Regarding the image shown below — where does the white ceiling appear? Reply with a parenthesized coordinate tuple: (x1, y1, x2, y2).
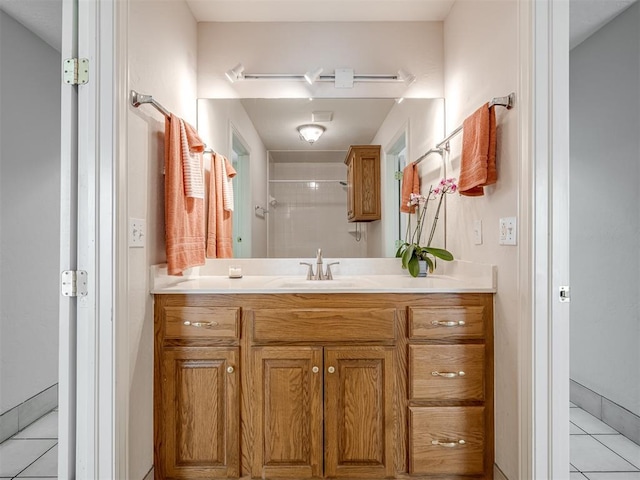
(187, 0, 455, 22)
(1, 0, 637, 54)
(238, 98, 396, 159)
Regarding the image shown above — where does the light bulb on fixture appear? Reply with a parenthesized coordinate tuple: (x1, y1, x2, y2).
(225, 63, 245, 83)
(304, 67, 323, 85)
(297, 124, 326, 144)
(397, 69, 416, 85)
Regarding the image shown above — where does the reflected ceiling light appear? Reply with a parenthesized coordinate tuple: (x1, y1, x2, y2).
(304, 67, 323, 85)
(397, 69, 416, 85)
(297, 124, 326, 144)
(395, 97, 405, 104)
(225, 63, 245, 83)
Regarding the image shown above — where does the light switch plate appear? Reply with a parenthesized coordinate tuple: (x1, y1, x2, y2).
(499, 217, 517, 245)
(473, 220, 483, 245)
(129, 218, 146, 248)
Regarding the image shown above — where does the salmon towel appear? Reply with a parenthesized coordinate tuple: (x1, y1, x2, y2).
(400, 162, 420, 213)
(221, 156, 237, 212)
(179, 119, 205, 199)
(206, 152, 234, 258)
(165, 114, 206, 275)
(458, 103, 497, 196)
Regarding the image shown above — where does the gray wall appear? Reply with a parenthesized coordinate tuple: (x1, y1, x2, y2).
(570, 2, 640, 417)
(0, 10, 61, 414)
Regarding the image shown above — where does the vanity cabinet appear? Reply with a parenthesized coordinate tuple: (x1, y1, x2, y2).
(344, 145, 381, 222)
(249, 306, 396, 479)
(407, 302, 494, 478)
(153, 292, 493, 480)
(154, 298, 241, 479)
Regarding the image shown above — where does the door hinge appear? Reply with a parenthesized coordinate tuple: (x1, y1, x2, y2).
(61, 270, 88, 297)
(394, 171, 403, 181)
(559, 286, 571, 303)
(63, 58, 89, 85)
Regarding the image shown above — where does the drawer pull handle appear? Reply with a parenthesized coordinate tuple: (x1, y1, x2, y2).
(431, 371, 465, 378)
(183, 321, 218, 329)
(312, 366, 319, 374)
(226, 366, 235, 374)
(432, 439, 466, 448)
(431, 320, 466, 327)
(327, 366, 336, 374)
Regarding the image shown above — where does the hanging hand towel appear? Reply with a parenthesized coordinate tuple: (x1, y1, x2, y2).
(179, 119, 205, 199)
(221, 155, 237, 212)
(458, 103, 497, 196)
(206, 152, 234, 258)
(400, 162, 420, 213)
(165, 114, 206, 275)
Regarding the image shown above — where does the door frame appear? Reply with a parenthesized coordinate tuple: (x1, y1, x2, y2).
(60, 0, 126, 477)
(518, 0, 571, 478)
(81, 1, 571, 478)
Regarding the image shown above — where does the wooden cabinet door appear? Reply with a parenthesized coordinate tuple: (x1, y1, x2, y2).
(160, 347, 239, 479)
(252, 347, 324, 479)
(324, 346, 394, 478)
(344, 146, 381, 222)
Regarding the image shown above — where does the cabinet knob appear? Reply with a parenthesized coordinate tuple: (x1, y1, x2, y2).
(312, 366, 319, 374)
(327, 366, 336, 374)
(226, 366, 235, 374)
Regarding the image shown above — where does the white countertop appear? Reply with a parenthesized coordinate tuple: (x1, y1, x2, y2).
(150, 259, 496, 294)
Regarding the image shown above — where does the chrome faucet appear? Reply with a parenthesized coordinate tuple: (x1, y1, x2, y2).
(299, 249, 340, 280)
(314, 248, 325, 280)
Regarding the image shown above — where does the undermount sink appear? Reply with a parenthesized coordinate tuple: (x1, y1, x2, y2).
(265, 277, 378, 289)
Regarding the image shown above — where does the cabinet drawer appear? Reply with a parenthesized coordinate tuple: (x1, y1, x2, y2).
(409, 305, 485, 340)
(409, 406, 485, 476)
(409, 345, 484, 401)
(252, 308, 395, 343)
(164, 306, 239, 339)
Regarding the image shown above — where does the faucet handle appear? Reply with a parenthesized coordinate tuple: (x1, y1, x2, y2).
(325, 262, 340, 280)
(300, 262, 314, 280)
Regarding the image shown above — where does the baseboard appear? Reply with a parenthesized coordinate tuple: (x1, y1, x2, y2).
(570, 379, 640, 444)
(494, 463, 509, 480)
(0, 383, 58, 443)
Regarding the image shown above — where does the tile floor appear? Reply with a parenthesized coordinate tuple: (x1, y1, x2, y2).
(2, 405, 639, 479)
(571, 402, 640, 479)
(0, 410, 57, 479)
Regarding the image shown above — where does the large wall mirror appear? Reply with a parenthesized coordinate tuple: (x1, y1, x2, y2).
(198, 97, 445, 258)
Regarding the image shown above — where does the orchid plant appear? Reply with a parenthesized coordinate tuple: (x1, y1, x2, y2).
(395, 178, 457, 277)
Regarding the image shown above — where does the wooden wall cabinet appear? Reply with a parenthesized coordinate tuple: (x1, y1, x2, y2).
(154, 293, 493, 480)
(344, 145, 381, 222)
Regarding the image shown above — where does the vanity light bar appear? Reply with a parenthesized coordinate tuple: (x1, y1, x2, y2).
(235, 73, 409, 83)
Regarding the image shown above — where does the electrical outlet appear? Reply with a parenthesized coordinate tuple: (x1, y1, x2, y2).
(473, 220, 483, 245)
(129, 218, 146, 248)
(499, 217, 517, 245)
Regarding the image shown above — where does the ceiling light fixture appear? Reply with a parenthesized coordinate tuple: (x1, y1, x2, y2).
(297, 124, 326, 144)
(304, 67, 323, 85)
(225, 63, 245, 83)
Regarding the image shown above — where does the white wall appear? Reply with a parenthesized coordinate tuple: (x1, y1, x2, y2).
(0, 10, 60, 414)
(570, 2, 640, 416)
(197, 22, 444, 99)
(127, 0, 198, 477)
(443, 1, 519, 478)
(370, 99, 445, 257)
(197, 99, 268, 257)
